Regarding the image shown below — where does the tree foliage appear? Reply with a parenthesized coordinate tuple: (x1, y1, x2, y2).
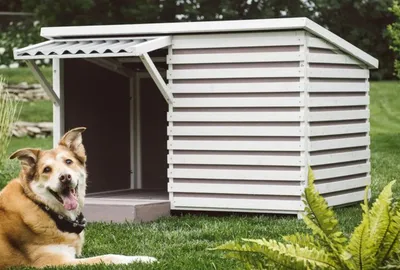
(212, 168, 400, 270)
(388, 0, 400, 79)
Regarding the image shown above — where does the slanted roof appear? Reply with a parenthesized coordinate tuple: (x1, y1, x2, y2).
(38, 17, 378, 69)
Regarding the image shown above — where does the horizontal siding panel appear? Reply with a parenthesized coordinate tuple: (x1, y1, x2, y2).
(308, 68, 369, 79)
(168, 52, 302, 64)
(309, 96, 369, 107)
(168, 183, 302, 196)
(173, 32, 304, 49)
(168, 112, 303, 122)
(168, 68, 304, 79)
(308, 53, 362, 65)
(168, 126, 304, 136)
(307, 36, 336, 50)
(309, 123, 369, 136)
(316, 176, 371, 194)
(168, 154, 304, 166)
(310, 136, 370, 151)
(168, 140, 304, 151)
(173, 97, 303, 107)
(309, 110, 369, 122)
(172, 196, 303, 211)
(307, 82, 368, 92)
(313, 163, 370, 180)
(309, 149, 370, 165)
(168, 168, 302, 181)
(325, 190, 365, 206)
(171, 82, 303, 93)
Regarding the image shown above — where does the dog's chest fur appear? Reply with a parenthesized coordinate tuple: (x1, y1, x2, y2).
(0, 179, 84, 268)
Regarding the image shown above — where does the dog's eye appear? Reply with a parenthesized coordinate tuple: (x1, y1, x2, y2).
(43, 167, 52, 173)
(66, 159, 73, 165)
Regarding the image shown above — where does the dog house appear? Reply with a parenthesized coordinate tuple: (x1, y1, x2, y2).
(14, 17, 378, 222)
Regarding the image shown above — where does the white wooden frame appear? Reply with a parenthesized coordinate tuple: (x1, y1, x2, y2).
(52, 59, 64, 145)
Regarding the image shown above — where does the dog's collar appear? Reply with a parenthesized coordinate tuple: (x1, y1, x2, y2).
(37, 202, 86, 234)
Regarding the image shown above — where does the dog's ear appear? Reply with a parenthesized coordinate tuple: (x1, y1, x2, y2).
(9, 148, 41, 178)
(58, 127, 87, 164)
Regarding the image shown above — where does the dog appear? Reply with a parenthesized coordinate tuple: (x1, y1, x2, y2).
(0, 127, 157, 268)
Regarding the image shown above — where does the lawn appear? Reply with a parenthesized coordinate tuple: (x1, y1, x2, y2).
(1, 80, 400, 269)
(1, 67, 52, 85)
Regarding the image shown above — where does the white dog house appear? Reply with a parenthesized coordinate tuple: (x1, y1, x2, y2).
(14, 17, 378, 222)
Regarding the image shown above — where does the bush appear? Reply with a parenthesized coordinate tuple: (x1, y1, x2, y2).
(212, 168, 400, 270)
(388, 0, 400, 79)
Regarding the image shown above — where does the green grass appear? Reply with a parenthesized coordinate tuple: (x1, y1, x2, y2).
(19, 100, 52, 122)
(1, 81, 400, 269)
(0, 67, 52, 85)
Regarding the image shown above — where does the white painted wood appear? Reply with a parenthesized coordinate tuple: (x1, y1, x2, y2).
(169, 168, 302, 181)
(173, 97, 303, 108)
(309, 123, 369, 136)
(171, 82, 303, 93)
(307, 82, 368, 92)
(168, 68, 304, 79)
(131, 36, 171, 55)
(26, 60, 61, 105)
(168, 140, 304, 151)
(308, 68, 369, 79)
(307, 36, 336, 50)
(140, 53, 173, 104)
(172, 196, 303, 211)
(168, 183, 302, 196)
(309, 110, 369, 122)
(168, 112, 303, 122)
(172, 31, 304, 49)
(315, 176, 371, 194)
(168, 126, 304, 137)
(168, 154, 304, 166)
(325, 190, 365, 206)
(52, 59, 64, 146)
(167, 52, 302, 64)
(309, 149, 370, 165)
(309, 136, 370, 151)
(308, 53, 361, 65)
(309, 96, 369, 107)
(313, 163, 370, 180)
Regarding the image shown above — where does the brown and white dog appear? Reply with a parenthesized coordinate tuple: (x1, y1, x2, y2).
(0, 127, 157, 268)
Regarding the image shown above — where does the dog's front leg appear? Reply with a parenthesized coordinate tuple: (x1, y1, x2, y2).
(33, 254, 157, 268)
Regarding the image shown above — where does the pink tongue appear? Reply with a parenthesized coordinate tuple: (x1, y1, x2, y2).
(62, 192, 78, 211)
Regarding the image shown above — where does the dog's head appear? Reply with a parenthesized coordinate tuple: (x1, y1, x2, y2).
(10, 127, 87, 220)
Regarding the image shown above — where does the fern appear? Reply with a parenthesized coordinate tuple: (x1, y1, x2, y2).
(212, 168, 400, 270)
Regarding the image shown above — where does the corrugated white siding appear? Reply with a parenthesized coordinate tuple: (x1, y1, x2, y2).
(167, 31, 306, 213)
(306, 33, 370, 206)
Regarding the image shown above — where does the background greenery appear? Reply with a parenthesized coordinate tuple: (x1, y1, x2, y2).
(0, 0, 398, 80)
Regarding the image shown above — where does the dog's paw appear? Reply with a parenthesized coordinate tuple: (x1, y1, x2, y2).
(104, 254, 157, 264)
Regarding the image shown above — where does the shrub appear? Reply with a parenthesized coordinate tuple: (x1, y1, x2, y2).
(212, 168, 400, 269)
(388, 0, 400, 79)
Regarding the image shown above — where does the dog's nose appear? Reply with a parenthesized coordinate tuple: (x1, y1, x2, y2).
(59, 174, 72, 184)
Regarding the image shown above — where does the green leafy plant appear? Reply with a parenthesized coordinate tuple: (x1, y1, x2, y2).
(388, 0, 400, 79)
(212, 168, 400, 269)
(0, 76, 21, 167)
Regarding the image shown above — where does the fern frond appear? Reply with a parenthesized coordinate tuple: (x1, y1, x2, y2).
(244, 238, 340, 269)
(283, 233, 323, 249)
(302, 167, 347, 257)
(379, 211, 400, 263)
(369, 181, 396, 261)
(345, 218, 376, 270)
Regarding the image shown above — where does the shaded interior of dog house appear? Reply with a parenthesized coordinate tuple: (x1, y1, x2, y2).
(63, 51, 170, 212)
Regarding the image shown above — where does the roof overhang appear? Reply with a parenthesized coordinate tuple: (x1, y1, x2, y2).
(14, 36, 171, 60)
(38, 17, 378, 69)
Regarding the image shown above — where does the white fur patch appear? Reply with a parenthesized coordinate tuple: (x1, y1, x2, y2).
(42, 244, 76, 260)
(104, 255, 157, 264)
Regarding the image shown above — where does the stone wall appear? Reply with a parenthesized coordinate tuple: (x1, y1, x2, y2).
(12, 122, 53, 138)
(5, 82, 50, 102)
